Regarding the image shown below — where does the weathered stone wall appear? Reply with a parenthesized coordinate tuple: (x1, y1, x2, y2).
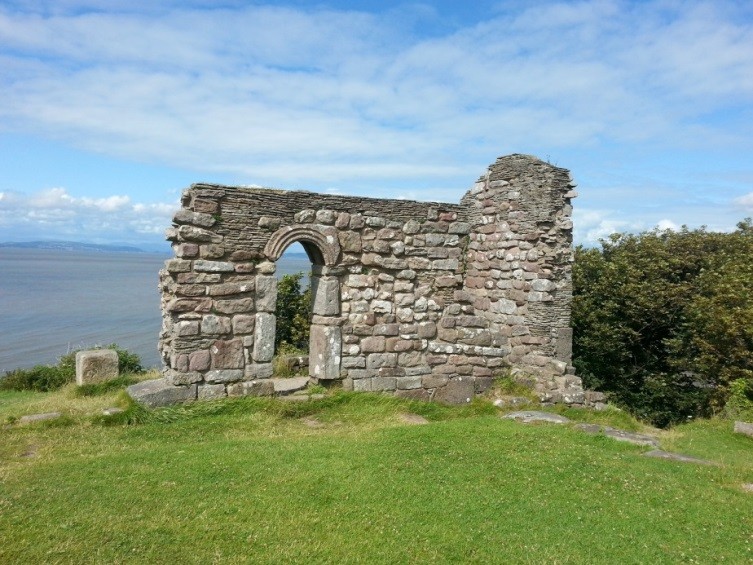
(158, 154, 583, 404)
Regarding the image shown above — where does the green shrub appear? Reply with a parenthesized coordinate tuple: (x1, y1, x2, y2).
(617, 372, 715, 428)
(272, 343, 308, 378)
(0, 364, 72, 392)
(723, 378, 753, 421)
(573, 219, 753, 427)
(275, 273, 311, 351)
(108, 344, 144, 375)
(0, 344, 144, 392)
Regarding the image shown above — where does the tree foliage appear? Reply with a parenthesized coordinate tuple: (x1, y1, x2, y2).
(275, 273, 311, 351)
(572, 220, 753, 427)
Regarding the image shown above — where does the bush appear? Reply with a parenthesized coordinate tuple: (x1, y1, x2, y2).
(275, 273, 311, 351)
(573, 219, 753, 427)
(724, 379, 753, 421)
(272, 343, 308, 378)
(0, 364, 72, 392)
(0, 344, 144, 392)
(108, 344, 144, 374)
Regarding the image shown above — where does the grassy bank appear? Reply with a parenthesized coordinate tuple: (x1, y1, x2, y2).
(1, 389, 752, 563)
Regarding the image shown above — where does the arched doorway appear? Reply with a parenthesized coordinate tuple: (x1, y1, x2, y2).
(264, 226, 342, 381)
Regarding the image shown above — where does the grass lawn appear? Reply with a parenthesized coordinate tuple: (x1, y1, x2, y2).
(1, 387, 752, 563)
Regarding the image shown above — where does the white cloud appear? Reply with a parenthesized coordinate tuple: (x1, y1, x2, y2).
(0, 187, 175, 243)
(29, 187, 74, 208)
(573, 208, 635, 246)
(735, 192, 753, 210)
(80, 195, 131, 212)
(0, 1, 752, 246)
(0, 1, 751, 188)
(656, 219, 680, 231)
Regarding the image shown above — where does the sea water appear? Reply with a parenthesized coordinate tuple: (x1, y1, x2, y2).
(0, 248, 312, 373)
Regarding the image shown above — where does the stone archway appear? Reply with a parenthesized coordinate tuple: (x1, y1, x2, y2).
(265, 225, 342, 381)
(264, 224, 340, 266)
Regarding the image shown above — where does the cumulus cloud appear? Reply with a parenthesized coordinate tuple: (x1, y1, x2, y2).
(0, 187, 175, 245)
(1, 1, 752, 246)
(656, 219, 680, 231)
(573, 208, 635, 246)
(735, 192, 753, 210)
(0, 0, 751, 187)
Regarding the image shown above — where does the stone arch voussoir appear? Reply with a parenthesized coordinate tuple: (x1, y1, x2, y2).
(263, 224, 340, 266)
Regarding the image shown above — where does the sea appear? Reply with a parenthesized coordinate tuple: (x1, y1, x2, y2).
(0, 248, 312, 373)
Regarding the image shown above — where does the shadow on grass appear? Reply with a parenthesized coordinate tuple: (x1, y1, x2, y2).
(95, 390, 498, 427)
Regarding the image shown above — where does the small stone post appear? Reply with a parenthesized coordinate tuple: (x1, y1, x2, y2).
(75, 349, 119, 385)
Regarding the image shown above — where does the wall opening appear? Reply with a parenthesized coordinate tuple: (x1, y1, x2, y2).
(274, 239, 341, 382)
(272, 242, 312, 377)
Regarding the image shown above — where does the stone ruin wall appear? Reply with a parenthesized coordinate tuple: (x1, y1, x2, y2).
(158, 154, 584, 404)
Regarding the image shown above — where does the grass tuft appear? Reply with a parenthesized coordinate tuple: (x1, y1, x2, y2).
(551, 404, 648, 432)
(73, 375, 140, 397)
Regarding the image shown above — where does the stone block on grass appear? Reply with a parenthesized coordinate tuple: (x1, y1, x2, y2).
(18, 412, 62, 424)
(433, 376, 474, 405)
(76, 349, 119, 386)
(227, 380, 275, 397)
(734, 421, 753, 438)
(127, 378, 197, 408)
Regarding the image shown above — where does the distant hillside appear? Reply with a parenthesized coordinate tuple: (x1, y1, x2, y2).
(0, 241, 146, 253)
(0, 241, 313, 257)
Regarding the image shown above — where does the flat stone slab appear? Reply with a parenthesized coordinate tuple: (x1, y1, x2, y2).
(127, 378, 197, 408)
(493, 396, 533, 408)
(503, 411, 571, 424)
(399, 413, 429, 425)
(102, 407, 125, 416)
(278, 393, 326, 402)
(301, 417, 323, 428)
(278, 395, 309, 402)
(18, 412, 61, 424)
(733, 421, 753, 438)
(272, 376, 309, 394)
(643, 449, 714, 465)
(574, 423, 660, 448)
(76, 349, 119, 385)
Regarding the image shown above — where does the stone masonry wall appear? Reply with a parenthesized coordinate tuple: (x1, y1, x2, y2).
(158, 154, 583, 404)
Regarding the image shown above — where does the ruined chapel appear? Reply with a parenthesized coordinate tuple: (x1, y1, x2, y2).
(146, 154, 584, 406)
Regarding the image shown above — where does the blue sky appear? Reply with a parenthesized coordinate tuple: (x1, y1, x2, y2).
(1, 0, 752, 249)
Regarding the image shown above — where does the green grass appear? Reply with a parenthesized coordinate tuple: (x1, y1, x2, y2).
(0, 371, 158, 425)
(1, 388, 752, 563)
